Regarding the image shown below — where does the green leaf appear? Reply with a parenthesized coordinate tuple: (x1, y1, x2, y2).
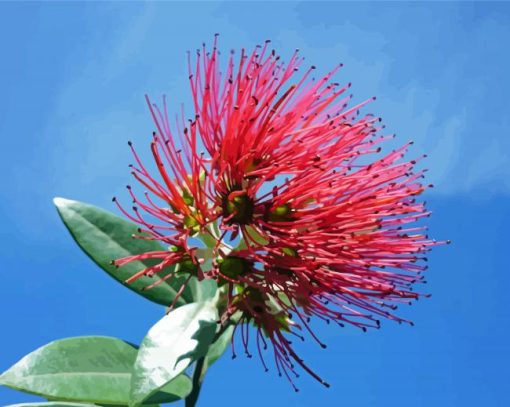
(93, 404, 160, 407)
(53, 197, 192, 307)
(204, 325, 234, 369)
(130, 302, 218, 406)
(93, 403, 161, 407)
(142, 375, 192, 404)
(0, 336, 135, 405)
(0, 336, 191, 406)
(5, 403, 97, 407)
(186, 278, 218, 303)
(199, 308, 241, 381)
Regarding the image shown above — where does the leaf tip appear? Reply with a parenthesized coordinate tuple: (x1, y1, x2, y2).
(53, 197, 73, 208)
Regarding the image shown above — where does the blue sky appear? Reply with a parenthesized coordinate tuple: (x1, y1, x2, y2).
(0, 2, 509, 406)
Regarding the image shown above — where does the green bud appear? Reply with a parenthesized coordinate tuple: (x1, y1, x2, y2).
(281, 247, 298, 257)
(183, 215, 198, 227)
(219, 256, 251, 279)
(183, 214, 200, 234)
(267, 203, 293, 222)
(222, 191, 254, 224)
(175, 257, 199, 275)
(182, 188, 194, 206)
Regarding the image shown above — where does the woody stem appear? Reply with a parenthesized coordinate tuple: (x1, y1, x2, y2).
(185, 355, 206, 407)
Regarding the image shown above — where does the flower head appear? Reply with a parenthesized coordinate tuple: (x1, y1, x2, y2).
(113, 36, 447, 389)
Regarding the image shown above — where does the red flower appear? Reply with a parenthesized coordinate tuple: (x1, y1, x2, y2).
(113, 36, 448, 389)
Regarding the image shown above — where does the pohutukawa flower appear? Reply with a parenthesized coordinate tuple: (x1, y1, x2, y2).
(112, 35, 448, 390)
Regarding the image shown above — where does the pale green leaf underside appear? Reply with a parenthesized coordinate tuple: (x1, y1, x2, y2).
(130, 302, 218, 406)
(5, 403, 98, 407)
(0, 336, 191, 405)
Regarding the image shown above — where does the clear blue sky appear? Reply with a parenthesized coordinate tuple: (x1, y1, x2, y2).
(1, 2, 508, 406)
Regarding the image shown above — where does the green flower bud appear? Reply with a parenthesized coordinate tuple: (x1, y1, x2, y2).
(267, 203, 293, 222)
(219, 256, 251, 280)
(175, 257, 199, 275)
(222, 191, 254, 224)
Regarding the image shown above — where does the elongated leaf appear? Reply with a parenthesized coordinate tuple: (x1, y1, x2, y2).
(5, 403, 97, 407)
(53, 197, 190, 307)
(89, 403, 160, 407)
(130, 302, 218, 406)
(186, 278, 218, 303)
(198, 310, 241, 381)
(0, 336, 191, 405)
(204, 325, 234, 368)
(142, 375, 192, 404)
(0, 336, 135, 404)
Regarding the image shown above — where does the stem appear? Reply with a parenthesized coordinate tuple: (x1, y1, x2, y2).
(185, 356, 207, 407)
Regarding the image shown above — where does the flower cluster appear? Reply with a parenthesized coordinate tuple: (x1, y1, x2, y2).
(112, 36, 446, 389)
